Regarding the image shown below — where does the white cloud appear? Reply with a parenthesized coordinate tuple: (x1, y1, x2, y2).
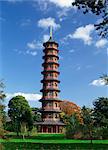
(107, 48, 108, 55)
(43, 34, 50, 42)
(90, 79, 106, 87)
(27, 40, 42, 50)
(76, 66, 81, 71)
(59, 55, 64, 60)
(36, 0, 75, 9)
(69, 49, 75, 53)
(48, 0, 75, 8)
(95, 39, 108, 48)
(26, 50, 37, 56)
(71, 24, 95, 45)
(38, 17, 60, 30)
(7, 0, 23, 3)
(6, 92, 42, 101)
(20, 19, 31, 27)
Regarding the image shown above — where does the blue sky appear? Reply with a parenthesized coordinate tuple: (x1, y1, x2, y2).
(0, 0, 108, 108)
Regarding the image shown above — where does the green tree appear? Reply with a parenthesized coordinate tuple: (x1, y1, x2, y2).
(100, 74, 108, 85)
(31, 107, 41, 122)
(72, 0, 108, 37)
(0, 81, 6, 139)
(81, 106, 94, 143)
(8, 95, 33, 137)
(65, 113, 82, 139)
(93, 97, 108, 139)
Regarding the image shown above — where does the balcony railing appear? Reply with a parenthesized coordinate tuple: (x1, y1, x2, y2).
(44, 68, 58, 71)
(44, 77, 58, 80)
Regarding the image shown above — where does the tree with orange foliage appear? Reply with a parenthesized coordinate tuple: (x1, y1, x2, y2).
(59, 100, 82, 123)
(59, 100, 83, 139)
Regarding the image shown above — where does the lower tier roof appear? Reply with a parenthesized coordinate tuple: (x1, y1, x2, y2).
(35, 120, 65, 126)
(39, 98, 62, 102)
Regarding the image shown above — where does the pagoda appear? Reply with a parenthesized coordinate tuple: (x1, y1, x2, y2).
(37, 27, 65, 133)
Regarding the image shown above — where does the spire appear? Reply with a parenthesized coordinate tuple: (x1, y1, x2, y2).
(49, 26, 53, 40)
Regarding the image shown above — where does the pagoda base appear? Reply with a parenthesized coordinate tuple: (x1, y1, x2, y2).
(36, 121, 65, 133)
(38, 125, 64, 133)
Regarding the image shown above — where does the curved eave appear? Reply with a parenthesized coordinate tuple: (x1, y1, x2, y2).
(41, 79, 60, 83)
(43, 48, 59, 53)
(39, 109, 61, 113)
(43, 41, 59, 47)
(42, 55, 59, 59)
(41, 70, 60, 74)
(42, 62, 59, 67)
(35, 121, 65, 126)
(39, 98, 62, 102)
(40, 89, 60, 92)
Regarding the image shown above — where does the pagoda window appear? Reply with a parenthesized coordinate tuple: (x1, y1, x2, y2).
(44, 92, 47, 96)
(55, 114, 59, 118)
(50, 43, 53, 47)
(55, 103, 58, 107)
(48, 102, 52, 107)
(55, 65, 57, 69)
(48, 113, 52, 118)
(55, 92, 58, 97)
(55, 83, 57, 87)
(48, 91, 53, 96)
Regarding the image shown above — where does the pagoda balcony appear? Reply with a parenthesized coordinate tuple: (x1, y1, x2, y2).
(43, 76, 58, 80)
(43, 96, 58, 99)
(39, 108, 61, 113)
(44, 68, 58, 72)
(43, 86, 59, 89)
(45, 59, 58, 63)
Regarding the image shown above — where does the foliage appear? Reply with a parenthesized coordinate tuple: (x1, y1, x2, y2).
(93, 97, 108, 127)
(31, 107, 41, 122)
(100, 74, 108, 85)
(0, 80, 6, 139)
(65, 113, 82, 139)
(93, 97, 108, 139)
(81, 106, 94, 142)
(59, 100, 82, 123)
(8, 95, 33, 136)
(72, 0, 108, 37)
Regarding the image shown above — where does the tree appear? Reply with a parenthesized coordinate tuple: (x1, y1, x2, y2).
(66, 113, 82, 139)
(31, 107, 41, 122)
(81, 106, 94, 143)
(100, 74, 108, 85)
(8, 95, 33, 137)
(59, 100, 82, 123)
(72, 0, 108, 37)
(93, 97, 108, 139)
(0, 80, 6, 139)
(59, 100, 83, 138)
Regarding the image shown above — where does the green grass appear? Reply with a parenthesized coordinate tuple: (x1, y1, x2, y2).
(0, 133, 108, 150)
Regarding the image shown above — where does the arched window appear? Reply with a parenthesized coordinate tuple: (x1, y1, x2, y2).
(55, 114, 58, 118)
(55, 83, 57, 86)
(48, 113, 52, 118)
(55, 103, 57, 107)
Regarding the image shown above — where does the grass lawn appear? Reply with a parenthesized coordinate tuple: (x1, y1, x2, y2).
(0, 133, 108, 150)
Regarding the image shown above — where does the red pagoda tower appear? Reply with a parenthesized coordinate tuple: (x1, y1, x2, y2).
(37, 27, 65, 133)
